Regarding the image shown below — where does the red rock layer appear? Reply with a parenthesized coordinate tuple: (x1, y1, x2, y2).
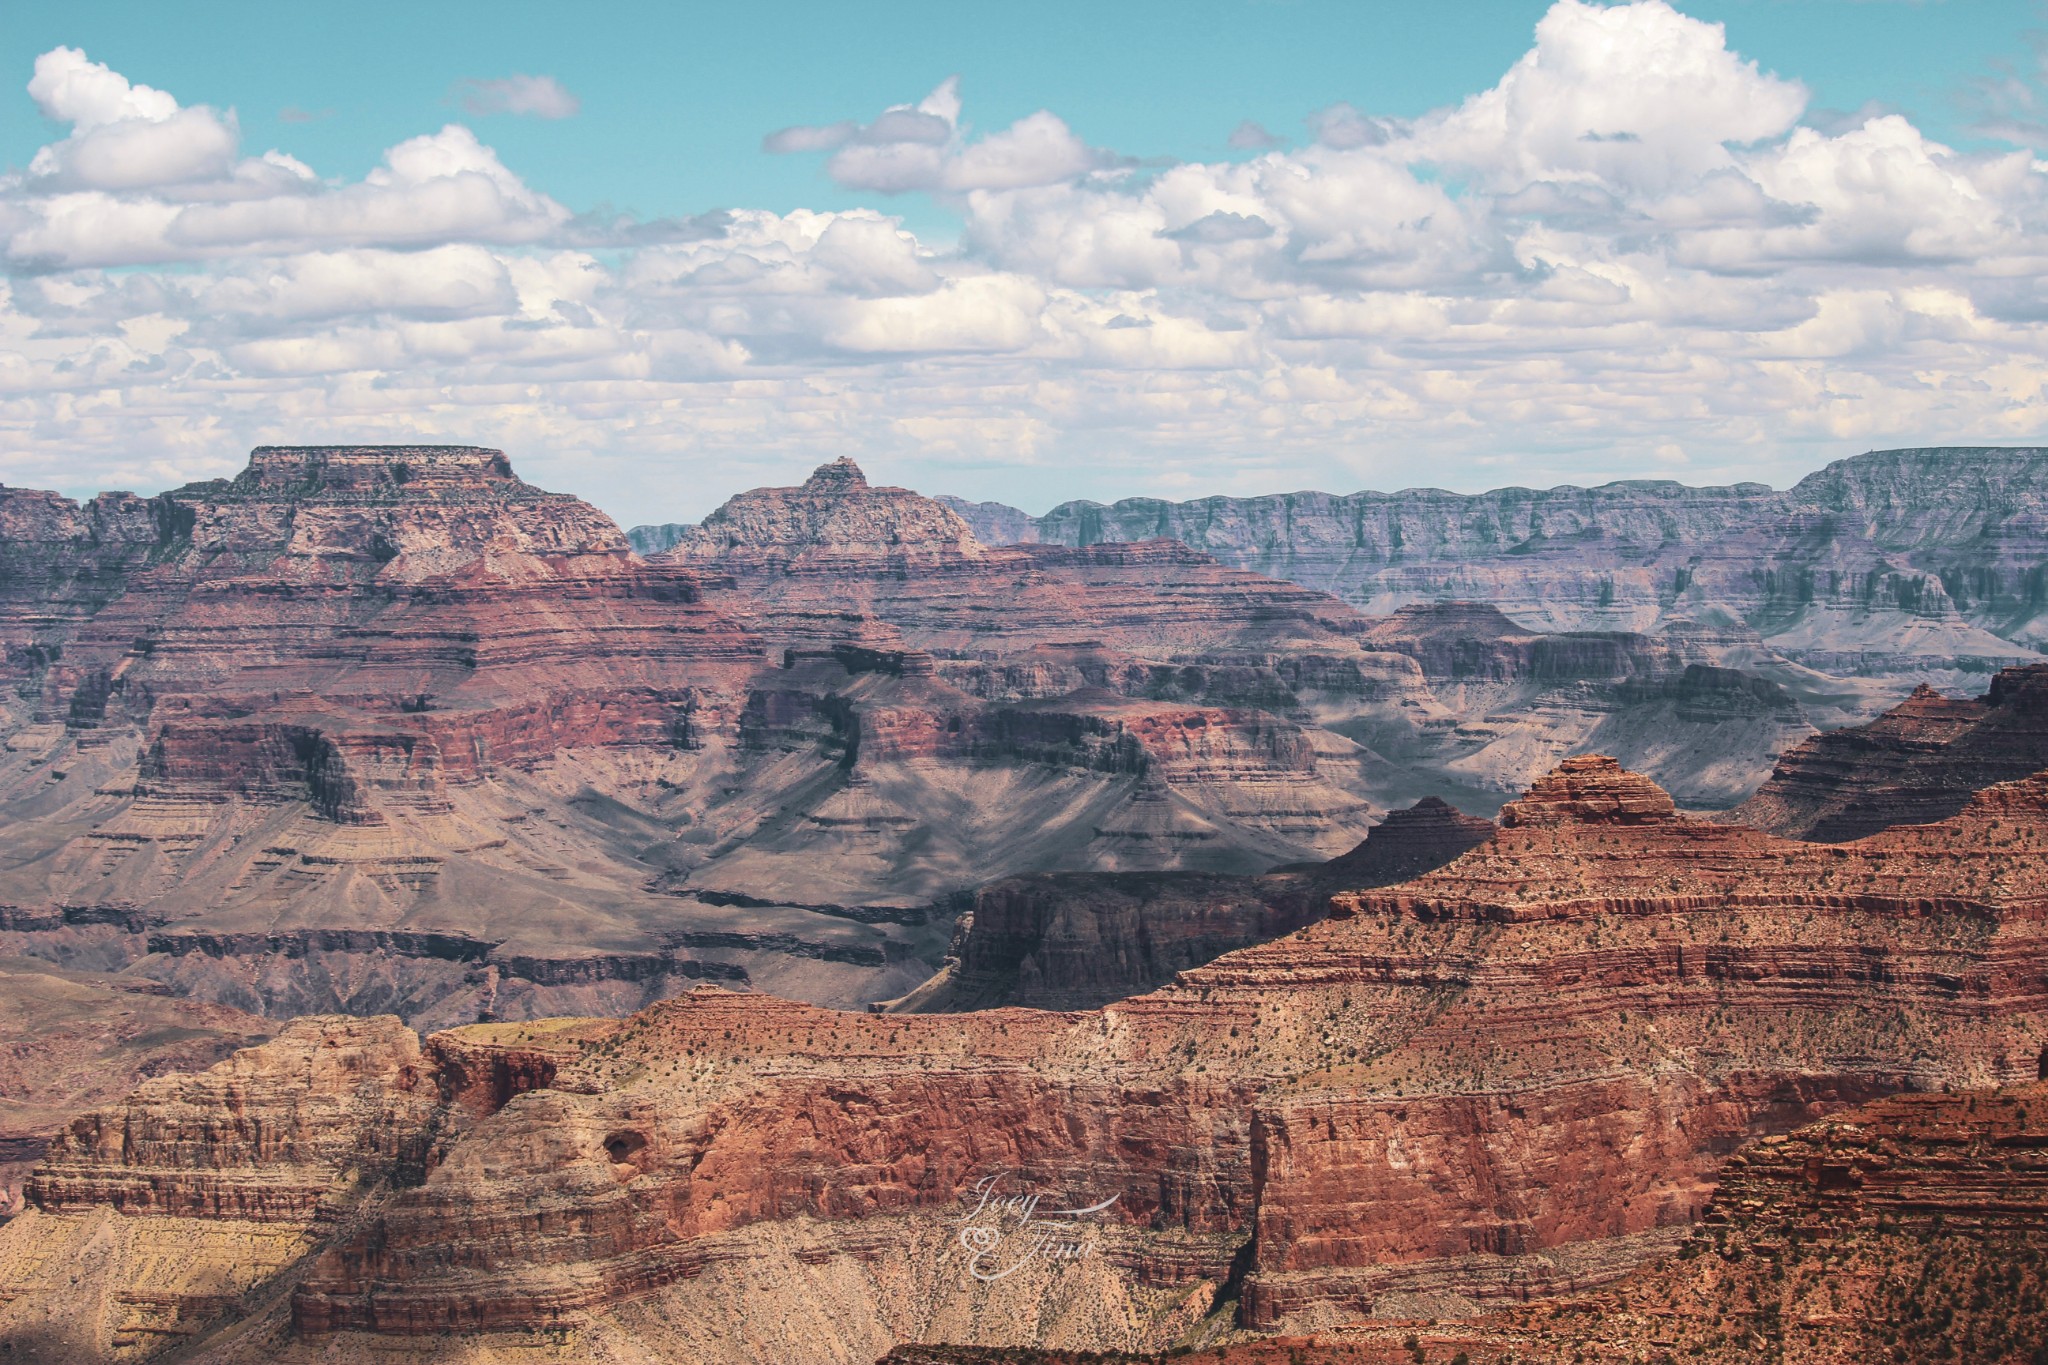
(1728, 662, 2048, 840)
(879, 1100, 2048, 1365)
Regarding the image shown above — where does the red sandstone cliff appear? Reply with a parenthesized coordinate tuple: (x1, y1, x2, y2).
(883, 1080, 2048, 1363)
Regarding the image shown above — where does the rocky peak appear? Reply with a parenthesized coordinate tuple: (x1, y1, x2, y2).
(144, 445, 632, 571)
(803, 457, 869, 493)
(666, 458, 987, 571)
(1326, 795, 1495, 881)
(1497, 754, 1678, 828)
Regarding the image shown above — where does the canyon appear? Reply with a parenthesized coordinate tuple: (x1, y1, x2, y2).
(4, 443, 2046, 1362)
(3, 753, 2044, 1360)
(0, 446, 1856, 1032)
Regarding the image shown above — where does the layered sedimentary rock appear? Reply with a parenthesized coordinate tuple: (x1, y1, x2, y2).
(0, 447, 1939, 1038)
(0, 485, 163, 698)
(0, 449, 954, 1025)
(7, 757, 2044, 1361)
(914, 796, 1495, 1011)
(1343, 603, 1818, 808)
(0, 1013, 601, 1360)
(1473, 1081, 2048, 1363)
(933, 446, 2048, 688)
(935, 1081, 2048, 1364)
(0, 957, 269, 1222)
(666, 464, 1819, 838)
(1729, 661, 2048, 839)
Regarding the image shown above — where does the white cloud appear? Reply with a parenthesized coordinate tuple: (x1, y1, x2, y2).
(1410, 0, 1807, 194)
(4, 115, 569, 268)
(28, 47, 177, 128)
(3, 10, 2048, 522)
(456, 74, 581, 120)
(24, 48, 239, 193)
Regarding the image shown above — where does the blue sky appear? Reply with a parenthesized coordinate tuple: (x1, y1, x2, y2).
(7, 1, 2029, 237)
(3, 1, 2047, 520)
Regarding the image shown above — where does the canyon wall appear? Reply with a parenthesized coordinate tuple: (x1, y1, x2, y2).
(932, 446, 2048, 689)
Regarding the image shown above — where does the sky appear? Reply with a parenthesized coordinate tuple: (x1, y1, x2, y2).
(3, 0, 2047, 522)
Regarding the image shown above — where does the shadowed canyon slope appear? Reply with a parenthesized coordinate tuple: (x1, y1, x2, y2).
(911, 795, 1495, 1012)
(4, 755, 2045, 1361)
(1729, 661, 2048, 840)
(0, 448, 1845, 1027)
(929, 446, 2048, 692)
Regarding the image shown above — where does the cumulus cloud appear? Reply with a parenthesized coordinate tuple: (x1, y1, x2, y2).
(28, 47, 177, 128)
(455, 74, 581, 120)
(3, 91, 572, 269)
(3, 8, 2048, 521)
(1412, 0, 1807, 193)
(24, 47, 239, 192)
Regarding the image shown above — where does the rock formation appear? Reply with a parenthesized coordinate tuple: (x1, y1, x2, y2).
(881, 1080, 2048, 1363)
(0, 445, 1974, 1040)
(1337, 603, 1817, 810)
(913, 796, 1495, 1011)
(0, 957, 269, 1222)
(1728, 661, 2048, 840)
(5, 757, 2045, 1361)
(930, 446, 2048, 692)
(1, 447, 943, 1028)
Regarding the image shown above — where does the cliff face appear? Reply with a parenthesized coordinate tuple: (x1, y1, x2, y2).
(878, 1082, 2048, 1363)
(6, 757, 2045, 1361)
(933, 446, 2048, 689)
(1728, 662, 2048, 840)
(0, 486, 163, 697)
